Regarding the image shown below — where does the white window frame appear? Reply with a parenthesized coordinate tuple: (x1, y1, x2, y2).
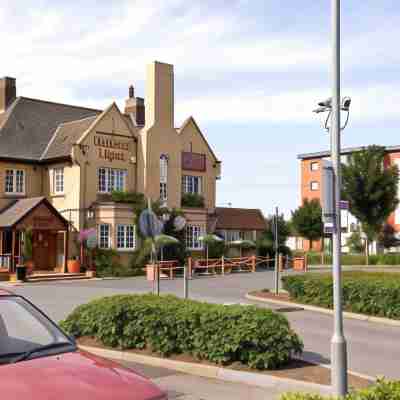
(5, 169, 25, 195)
(98, 167, 127, 193)
(160, 155, 168, 203)
(310, 181, 319, 191)
(185, 225, 203, 250)
(117, 224, 136, 251)
(182, 175, 202, 194)
(310, 162, 319, 171)
(98, 224, 111, 249)
(53, 167, 64, 195)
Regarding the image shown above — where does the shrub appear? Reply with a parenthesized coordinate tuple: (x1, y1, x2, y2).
(94, 249, 143, 277)
(282, 272, 400, 319)
(281, 379, 400, 400)
(60, 294, 303, 370)
(181, 193, 205, 208)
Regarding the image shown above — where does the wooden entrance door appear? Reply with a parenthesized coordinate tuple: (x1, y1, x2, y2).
(33, 231, 57, 271)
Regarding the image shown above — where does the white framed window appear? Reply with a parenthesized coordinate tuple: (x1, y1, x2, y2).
(310, 181, 319, 191)
(117, 224, 136, 250)
(310, 162, 319, 171)
(185, 225, 203, 250)
(182, 175, 202, 194)
(98, 224, 111, 249)
(5, 169, 25, 195)
(226, 230, 241, 242)
(98, 168, 127, 193)
(160, 155, 168, 203)
(53, 168, 64, 194)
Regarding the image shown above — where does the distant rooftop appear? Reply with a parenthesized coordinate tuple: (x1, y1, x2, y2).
(298, 145, 400, 160)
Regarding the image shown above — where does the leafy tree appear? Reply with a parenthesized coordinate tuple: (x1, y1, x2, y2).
(342, 145, 399, 261)
(291, 199, 323, 251)
(378, 224, 400, 250)
(346, 231, 364, 254)
(257, 213, 291, 257)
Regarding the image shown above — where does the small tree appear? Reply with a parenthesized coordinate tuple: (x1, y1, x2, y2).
(378, 224, 400, 251)
(346, 231, 364, 254)
(342, 145, 399, 263)
(291, 199, 323, 251)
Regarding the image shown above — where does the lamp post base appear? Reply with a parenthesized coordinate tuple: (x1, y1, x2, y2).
(331, 334, 348, 396)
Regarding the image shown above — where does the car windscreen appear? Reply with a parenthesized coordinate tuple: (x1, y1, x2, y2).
(0, 296, 73, 363)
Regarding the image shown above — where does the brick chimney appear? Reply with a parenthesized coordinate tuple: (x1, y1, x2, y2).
(125, 85, 145, 126)
(0, 77, 16, 113)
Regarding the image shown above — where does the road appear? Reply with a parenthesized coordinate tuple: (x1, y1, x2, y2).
(4, 270, 399, 379)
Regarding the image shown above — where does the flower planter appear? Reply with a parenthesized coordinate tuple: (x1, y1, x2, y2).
(68, 259, 81, 274)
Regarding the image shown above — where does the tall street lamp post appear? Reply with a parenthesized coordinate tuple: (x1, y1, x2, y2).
(313, 0, 351, 396)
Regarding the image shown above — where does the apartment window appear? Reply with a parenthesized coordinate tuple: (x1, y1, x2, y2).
(310, 181, 319, 191)
(182, 175, 202, 194)
(98, 224, 110, 249)
(98, 168, 127, 193)
(185, 225, 203, 250)
(5, 169, 25, 195)
(226, 230, 241, 242)
(160, 155, 168, 203)
(310, 162, 319, 171)
(53, 168, 64, 194)
(117, 225, 136, 250)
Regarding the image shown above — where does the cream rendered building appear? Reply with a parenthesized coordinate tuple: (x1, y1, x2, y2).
(0, 62, 221, 272)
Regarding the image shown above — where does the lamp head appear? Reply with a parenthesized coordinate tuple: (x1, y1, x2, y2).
(318, 97, 332, 108)
(313, 106, 329, 114)
(341, 96, 351, 111)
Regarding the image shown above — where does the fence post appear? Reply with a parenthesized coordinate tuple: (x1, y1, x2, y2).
(251, 255, 256, 272)
(221, 255, 225, 275)
(279, 254, 283, 272)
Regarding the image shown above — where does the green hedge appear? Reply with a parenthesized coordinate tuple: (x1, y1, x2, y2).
(281, 379, 400, 400)
(282, 272, 400, 319)
(60, 294, 303, 370)
(303, 252, 400, 266)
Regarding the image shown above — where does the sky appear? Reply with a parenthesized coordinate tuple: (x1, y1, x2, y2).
(1, 0, 400, 218)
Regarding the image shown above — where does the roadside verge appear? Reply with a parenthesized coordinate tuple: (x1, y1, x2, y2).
(245, 292, 400, 328)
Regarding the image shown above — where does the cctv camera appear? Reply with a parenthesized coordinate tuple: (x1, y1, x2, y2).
(341, 97, 351, 111)
(318, 98, 332, 108)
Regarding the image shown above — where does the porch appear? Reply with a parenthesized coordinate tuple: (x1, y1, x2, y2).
(0, 197, 70, 277)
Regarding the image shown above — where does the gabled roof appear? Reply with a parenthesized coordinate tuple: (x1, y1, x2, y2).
(0, 197, 68, 228)
(41, 115, 98, 160)
(178, 116, 220, 163)
(214, 207, 267, 231)
(0, 97, 101, 160)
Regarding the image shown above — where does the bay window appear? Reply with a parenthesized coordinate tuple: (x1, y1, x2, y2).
(98, 224, 110, 249)
(117, 225, 136, 250)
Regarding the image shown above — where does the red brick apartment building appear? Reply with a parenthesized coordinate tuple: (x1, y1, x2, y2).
(298, 146, 400, 252)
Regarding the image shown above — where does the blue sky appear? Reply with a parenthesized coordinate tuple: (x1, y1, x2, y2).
(1, 1, 400, 217)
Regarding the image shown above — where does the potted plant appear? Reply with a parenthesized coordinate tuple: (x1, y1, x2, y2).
(20, 229, 34, 278)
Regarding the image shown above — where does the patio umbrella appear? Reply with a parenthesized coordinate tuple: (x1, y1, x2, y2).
(228, 239, 256, 258)
(199, 234, 224, 265)
(154, 234, 180, 262)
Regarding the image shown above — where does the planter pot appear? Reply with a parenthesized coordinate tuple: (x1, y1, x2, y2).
(293, 257, 305, 271)
(25, 260, 34, 275)
(67, 259, 81, 274)
(146, 264, 158, 281)
(16, 265, 27, 281)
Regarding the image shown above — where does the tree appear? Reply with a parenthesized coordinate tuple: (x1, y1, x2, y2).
(346, 231, 364, 254)
(257, 213, 291, 257)
(291, 199, 323, 251)
(342, 145, 399, 262)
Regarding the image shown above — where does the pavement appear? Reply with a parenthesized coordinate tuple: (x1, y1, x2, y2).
(114, 358, 317, 400)
(3, 270, 400, 380)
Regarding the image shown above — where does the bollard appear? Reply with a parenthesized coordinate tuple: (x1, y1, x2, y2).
(184, 263, 189, 299)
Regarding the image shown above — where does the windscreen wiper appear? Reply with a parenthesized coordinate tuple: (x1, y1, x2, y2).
(12, 341, 74, 363)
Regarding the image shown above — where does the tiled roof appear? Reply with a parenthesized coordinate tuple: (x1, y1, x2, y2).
(214, 207, 267, 231)
(42, 116, 98, 160)
(0, 97, 101, 160)
(0, 197, 45, 228)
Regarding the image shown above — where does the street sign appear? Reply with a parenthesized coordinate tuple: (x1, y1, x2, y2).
(324, 223, 334, 235)
(339, 200, 349, 210)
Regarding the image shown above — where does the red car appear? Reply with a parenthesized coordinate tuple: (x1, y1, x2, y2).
(0, 289, 166, 400)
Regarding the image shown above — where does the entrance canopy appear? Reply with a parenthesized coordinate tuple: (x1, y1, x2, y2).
(0, 197, 69, 273)
(0, 197, 68, 231)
